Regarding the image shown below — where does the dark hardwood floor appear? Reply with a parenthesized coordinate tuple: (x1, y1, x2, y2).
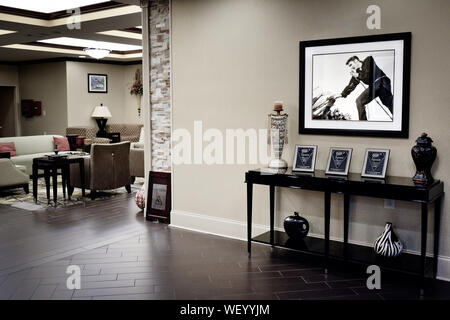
(0, 193, 450, 300)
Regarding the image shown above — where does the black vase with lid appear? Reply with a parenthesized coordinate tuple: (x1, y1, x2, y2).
(283, 212, 309, 240)
(411, 132, 437, 185)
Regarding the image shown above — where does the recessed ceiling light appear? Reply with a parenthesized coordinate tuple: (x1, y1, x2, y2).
(0, 0, 109, 14)
(78, 55, 86, 58)
(38, 37, 142, 51)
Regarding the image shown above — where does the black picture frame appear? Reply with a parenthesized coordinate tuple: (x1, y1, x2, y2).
(299, 32, 411, 138)
(292, 145, 317, 172)
(361, 148, 390, 179)
(88, 73, 108, 93)
(146, 171, 171, 223)
(325, 147, 353, 176)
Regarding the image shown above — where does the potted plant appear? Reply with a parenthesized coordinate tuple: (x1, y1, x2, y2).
(130, 69, 143, 116)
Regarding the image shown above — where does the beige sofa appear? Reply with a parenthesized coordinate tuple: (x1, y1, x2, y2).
(66, 124, 143, 143)
(0, 135, 64, 175)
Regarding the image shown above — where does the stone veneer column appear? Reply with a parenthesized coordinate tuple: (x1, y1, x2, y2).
(149, 0, 171, 172)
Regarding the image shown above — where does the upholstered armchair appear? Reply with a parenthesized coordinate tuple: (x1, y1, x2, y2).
(130, 142, 144, 183)
(69, 142, 131, 199)
(0, 158, 30, 193)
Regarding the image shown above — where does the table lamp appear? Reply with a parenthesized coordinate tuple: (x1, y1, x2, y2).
(91, 103, 112, 138)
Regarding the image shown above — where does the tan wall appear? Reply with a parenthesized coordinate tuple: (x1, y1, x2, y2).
(19, 62, 68, 136)
(171, 0, 450, 276)
(123, 64, 144, 125)
(0, 64, 19, 86)
(0, 87, 16, 137)
(66, 61, 142, 127)
(0, 64, 20, 135)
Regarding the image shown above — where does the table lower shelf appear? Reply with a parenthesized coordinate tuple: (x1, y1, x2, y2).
(252, 230, 433, 277)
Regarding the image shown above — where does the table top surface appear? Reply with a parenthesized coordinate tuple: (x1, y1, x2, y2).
(33, 153, 88, 164)
(247, 168, 442, 190)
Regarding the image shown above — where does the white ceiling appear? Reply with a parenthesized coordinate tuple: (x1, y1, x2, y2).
(0, 1, 143, 62)
(0, 0, 110, 13)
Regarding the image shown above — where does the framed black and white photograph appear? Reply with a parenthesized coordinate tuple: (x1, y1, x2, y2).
(292, 145, 317, 172)
(361, 148, 390, 179)
(88, 74, 108, 93)
(325, 147, 352, 176)
(299, 32, 411, 138)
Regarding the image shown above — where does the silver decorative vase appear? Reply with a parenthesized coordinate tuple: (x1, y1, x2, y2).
(268, 102, 288, 169)
(373, 222, 403, 257)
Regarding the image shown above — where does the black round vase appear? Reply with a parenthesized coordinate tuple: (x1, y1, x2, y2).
(283, 212, 309, 240)
(411, 133, 437, 185)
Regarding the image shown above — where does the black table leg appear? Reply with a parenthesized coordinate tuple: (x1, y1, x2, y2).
(269, 185, 275, 246)
(324, 191, 331, 271)
(420, 202, 428, 295)
(247, 182, 253, 257)
(343, 193, 350, 260)
(62, 165, 66, 199)
(44, 168, 50, 203)
(79, 160, 85, 197)
(32, 162, 38, 203)
(433, 197, 442, 279)
(66, 163, 72, 200)
(52, 167, 58, 206)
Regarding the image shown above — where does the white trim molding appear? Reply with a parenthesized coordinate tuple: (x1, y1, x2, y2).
(170, 209, 450, 282)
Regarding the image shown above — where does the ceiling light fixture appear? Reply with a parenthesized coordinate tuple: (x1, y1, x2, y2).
(39, 37, 141, 51)
(83, 48, 110, 59)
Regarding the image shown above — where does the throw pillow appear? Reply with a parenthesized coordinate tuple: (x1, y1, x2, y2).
(0, 141, 17, 157)
(53, 136, 70, 152)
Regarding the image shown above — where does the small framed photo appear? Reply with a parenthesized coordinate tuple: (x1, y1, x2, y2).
(292, 145, 317, 172)
(146, 171, 171, 223)
(361, 148, 390, 179)
(325, 147, 352, 176)
(88, 74, 108, 93)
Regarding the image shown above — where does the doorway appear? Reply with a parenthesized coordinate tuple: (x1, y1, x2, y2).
(0, 86, 16, 137)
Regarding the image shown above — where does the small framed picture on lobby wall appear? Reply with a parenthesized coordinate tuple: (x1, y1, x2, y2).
(325, 147, 352, 176)
(292, 145, 317, 172)
(361, 148, 390, 179)
(88, 74, 108, 93)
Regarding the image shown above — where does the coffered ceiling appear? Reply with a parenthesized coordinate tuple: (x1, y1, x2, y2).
(0, 0, 143, 63)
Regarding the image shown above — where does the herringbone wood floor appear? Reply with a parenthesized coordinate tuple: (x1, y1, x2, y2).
(0, 193, 449, 300)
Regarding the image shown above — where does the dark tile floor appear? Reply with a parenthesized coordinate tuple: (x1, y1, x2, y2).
(1, 193, 450, 300)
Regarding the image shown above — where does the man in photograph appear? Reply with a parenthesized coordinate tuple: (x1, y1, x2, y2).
(333, 55, 393, 120)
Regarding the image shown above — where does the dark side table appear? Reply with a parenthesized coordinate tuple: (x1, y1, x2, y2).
(107, 132, 121, 143)
(32, 155, 86, 205)
(246, 168, 444, 295)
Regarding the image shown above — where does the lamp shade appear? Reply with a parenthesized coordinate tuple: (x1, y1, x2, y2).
(91, 104, 112, 118)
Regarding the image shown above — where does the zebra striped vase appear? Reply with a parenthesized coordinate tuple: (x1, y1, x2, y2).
(373, 222, 403, 257)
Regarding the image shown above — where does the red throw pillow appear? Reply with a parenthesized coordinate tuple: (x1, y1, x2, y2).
(53, 136, 70, 152)
(0, 142, 17, 157)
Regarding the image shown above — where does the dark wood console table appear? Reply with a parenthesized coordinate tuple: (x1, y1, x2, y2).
(245, 168, 444, 288)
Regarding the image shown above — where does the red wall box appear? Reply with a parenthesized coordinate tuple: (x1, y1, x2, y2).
(21, 99, 34, 117)
(32, 101, 42, 116)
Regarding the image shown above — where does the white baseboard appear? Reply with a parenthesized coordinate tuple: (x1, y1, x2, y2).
(170, 209, 450, 282)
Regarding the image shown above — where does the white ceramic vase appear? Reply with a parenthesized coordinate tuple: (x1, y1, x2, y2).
(268, 112, 288, 169)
